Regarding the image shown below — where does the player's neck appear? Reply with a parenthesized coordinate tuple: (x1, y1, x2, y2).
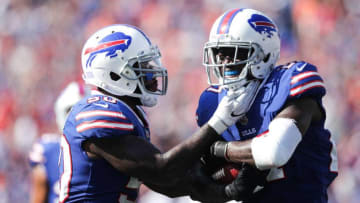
(97, 88, 141, 110)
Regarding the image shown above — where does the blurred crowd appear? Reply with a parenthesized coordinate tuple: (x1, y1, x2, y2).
(0, 0, 359, 202)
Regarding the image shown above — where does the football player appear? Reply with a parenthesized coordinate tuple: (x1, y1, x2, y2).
(29, 82, 87, 203)
(58, 24, 252, 203)
(197, 8, 338, 202)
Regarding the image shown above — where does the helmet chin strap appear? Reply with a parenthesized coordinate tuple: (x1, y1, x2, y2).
(140, 94, 158, 107)
(224, 78, 249, 92)
(222, 64, 251, 91)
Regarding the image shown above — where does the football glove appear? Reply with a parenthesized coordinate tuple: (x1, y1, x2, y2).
(208, 80, 260, 134)
(225, 163, 269, 201)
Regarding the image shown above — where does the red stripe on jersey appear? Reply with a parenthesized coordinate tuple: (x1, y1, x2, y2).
(291, 71, 320, 84)
(256, 130, 269, 137)
(76, 120, 134, 132)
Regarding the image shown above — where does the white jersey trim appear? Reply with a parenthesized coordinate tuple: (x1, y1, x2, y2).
(76, 120, 134, 132)
(291, 71, 320, 84)
(76, 110, 126, 120)
(290, 81, 324, 96)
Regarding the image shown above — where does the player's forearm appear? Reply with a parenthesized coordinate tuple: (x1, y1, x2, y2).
(227, 140, 255, 165)
(212, 118, 305, 171)
(157, 124, 221, 181)
(211, 139, 256, 166)
(84, 125, 221, 185)
(30, 166, 48, 203)
(113, 125, 221, 185)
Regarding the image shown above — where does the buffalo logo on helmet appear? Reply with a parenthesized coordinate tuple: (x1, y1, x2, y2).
(84, 32, 132, 68)
(248, 14, 277, 38)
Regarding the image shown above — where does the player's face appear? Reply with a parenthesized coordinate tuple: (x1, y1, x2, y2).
(136, 61, 159, 92)
(214, 47, 252, 78)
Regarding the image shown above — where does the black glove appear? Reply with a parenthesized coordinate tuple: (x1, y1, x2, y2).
(225, 163, 269, 201)
(188, 161, 231, 203)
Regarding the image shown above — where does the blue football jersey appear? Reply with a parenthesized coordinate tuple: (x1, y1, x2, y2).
(29, 133, 60, 203)
(196, 61, 338, 203)
(59, 93, 149, 203)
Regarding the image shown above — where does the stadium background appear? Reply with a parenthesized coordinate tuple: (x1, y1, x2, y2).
(0, 0, 359, 202)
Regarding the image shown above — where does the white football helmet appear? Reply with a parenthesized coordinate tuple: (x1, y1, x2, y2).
(54, 82, 88, 131)
(81, 24, 168, 107)
(203, 8, 280, 89)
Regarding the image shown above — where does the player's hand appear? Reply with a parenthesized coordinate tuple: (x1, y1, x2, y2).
(225, 163, 269, 201)
(208, 80, 260, 134)
(189, 162, 231, 203)
(230, 80, 260, 117)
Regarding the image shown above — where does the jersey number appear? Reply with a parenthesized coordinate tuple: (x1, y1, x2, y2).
(267, 167, 285, 182)
(118, 177, 141, 203)
(59, 134, 72, 203)
(87, 96, 117, 104)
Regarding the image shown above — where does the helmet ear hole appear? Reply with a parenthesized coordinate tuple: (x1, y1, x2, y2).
(110, 72, 121, 81)
(263, 53, 270, 63)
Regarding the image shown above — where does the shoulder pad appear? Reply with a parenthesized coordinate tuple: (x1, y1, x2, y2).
(287, 61, 326, 99)
(206, 85, 222, 93)
(73, 97, 136, 139)
(196, 86, 222, 127)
